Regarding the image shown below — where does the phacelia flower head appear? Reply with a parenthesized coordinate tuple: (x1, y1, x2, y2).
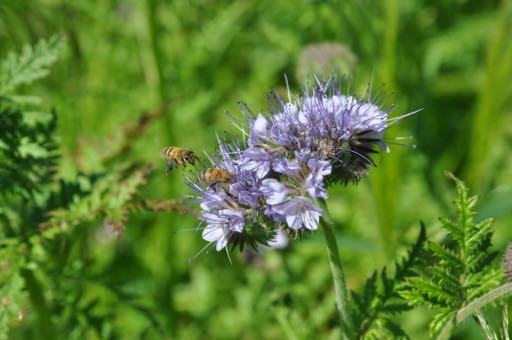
(186, 76, 414, 256)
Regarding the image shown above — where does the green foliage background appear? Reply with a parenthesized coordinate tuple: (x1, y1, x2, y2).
(1, 0, 511, 338)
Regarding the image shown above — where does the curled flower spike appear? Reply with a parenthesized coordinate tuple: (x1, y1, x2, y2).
(185, 76, 415, 253)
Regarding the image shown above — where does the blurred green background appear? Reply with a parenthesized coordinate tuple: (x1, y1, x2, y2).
(1, 0, 511, 338)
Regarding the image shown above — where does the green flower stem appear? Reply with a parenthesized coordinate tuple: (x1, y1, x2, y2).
(318, 200, 353, 339)
(456, 282, 512, 324)
(437, 282, 512, 340)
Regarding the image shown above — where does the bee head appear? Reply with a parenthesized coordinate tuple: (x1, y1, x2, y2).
(184, 151, 198, 165)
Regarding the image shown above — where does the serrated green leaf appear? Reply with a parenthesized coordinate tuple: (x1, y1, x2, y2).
(438, 217, 463, 242)
(0, 35, 64, 95)
(428, 242, 464, 272)
(381, 303, 411, 314)
(380, 317, 409, 339)
(430, 308, 454, 338)
(430, 267, 462, 294)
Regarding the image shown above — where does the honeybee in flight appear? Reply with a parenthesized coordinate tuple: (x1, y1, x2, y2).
(198, 168, 233, 186)
(161, 146, 198, 173)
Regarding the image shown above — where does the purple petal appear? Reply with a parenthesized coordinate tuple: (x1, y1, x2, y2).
(273, 158, 301, 176)
(249, 114, 269, 145)
(275, 196, 323, 230)
(261, 179, 291, 205)
(240, 147, 272, 178)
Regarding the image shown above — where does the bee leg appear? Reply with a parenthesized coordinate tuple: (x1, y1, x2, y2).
(165, 160, 174, 174)
(221, 182, 231, 192)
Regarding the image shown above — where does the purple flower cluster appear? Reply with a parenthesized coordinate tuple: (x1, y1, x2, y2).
(190, 78, 402, 252)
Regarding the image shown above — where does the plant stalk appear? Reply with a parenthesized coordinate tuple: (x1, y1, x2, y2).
(437, 282, 512, 339)
(318, 200, 352, 339)
(456, 282, 512, 324)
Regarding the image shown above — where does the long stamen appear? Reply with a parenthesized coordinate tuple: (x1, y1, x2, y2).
(187, 242, 214, 264)
(174, 226, 207, 233)
(225, 246, 233, 265)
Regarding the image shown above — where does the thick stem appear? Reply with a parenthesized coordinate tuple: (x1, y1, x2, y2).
(456, 282, 512, 324)
(436, 282, 512, 339)
(318, 200, 353, 339)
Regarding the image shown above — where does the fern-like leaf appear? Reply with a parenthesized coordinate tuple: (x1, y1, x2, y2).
(400, 173, 502, 338)
(0, 106, 59, 199)
(0, 35, 64, 95)
(353, 223, 426, 338)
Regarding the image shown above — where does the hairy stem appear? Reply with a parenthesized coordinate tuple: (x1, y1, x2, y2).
(437, 282, 512, 339)
(457, 282, 512, 323)
(318, 200, 352, 339)
(475, 312, 499, 340)
(503, 302, 510, 340)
